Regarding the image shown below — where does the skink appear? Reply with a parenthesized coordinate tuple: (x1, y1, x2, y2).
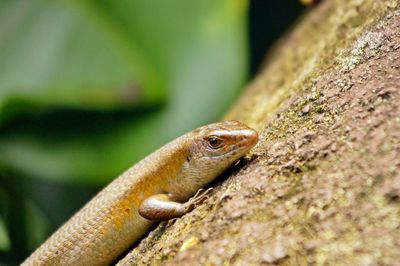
(23, 120, 258, 266)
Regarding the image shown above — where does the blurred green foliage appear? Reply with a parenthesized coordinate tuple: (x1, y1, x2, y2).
(0, 0, 247, 184)
(0, 0, 248, 263)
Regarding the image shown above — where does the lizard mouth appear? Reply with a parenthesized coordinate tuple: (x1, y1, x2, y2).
(241, 128, 259, 147)
(232, 128, 258, 152)
(221, 128, 259, 157)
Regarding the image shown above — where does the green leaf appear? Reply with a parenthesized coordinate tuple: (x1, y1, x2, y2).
(0, 217, 10, 252)
(0, 0, 248, 184)
(25, 200, 50, 251)
(0, 0, 165, 123)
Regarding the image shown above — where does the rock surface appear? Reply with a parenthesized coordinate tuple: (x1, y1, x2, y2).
(118, 1, 400, 265)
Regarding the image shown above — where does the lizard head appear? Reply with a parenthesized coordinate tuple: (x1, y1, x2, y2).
(183, 120, 258, 189)
(190, 120, 258, 160)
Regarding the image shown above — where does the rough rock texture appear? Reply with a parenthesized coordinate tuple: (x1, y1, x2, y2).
(119, 0, 400, 265)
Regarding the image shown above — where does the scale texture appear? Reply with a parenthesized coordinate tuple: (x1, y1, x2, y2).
(22, 121, 258, 266)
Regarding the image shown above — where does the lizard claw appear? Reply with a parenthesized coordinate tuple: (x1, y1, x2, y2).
(166, 217, 179, 227)
(186, 187, 214, 210)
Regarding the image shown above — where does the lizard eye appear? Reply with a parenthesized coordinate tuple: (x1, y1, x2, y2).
(206, 136, 224, 149)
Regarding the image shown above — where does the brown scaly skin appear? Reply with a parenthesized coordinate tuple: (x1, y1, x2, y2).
(22, 121, 258, 266)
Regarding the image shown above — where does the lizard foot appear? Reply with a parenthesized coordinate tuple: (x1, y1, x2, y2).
(185, 187, 214, 211)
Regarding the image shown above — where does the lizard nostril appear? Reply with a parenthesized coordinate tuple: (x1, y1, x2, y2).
(243, 129, 258, 145)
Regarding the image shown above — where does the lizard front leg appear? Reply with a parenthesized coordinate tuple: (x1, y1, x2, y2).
(138, 188, 213, 221)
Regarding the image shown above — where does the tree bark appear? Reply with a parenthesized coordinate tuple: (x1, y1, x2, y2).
(118, 0, 400, 265)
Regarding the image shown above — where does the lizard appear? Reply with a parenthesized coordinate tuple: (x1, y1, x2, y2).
(22, 120, 258, 266)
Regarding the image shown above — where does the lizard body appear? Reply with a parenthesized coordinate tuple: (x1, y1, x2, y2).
(22, 120, 258, 266)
